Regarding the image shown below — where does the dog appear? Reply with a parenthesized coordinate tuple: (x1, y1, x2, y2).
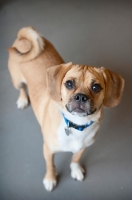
(8, 27, 125, 192)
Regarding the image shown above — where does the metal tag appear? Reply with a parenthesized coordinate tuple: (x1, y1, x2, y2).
(65, 126, 71, 136)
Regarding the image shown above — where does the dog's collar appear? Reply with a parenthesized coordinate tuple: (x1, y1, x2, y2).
(62, 113, 94, 135)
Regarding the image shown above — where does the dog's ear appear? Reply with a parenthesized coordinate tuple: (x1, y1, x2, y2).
(46, 62, 73, 101)
(101, 67, 125, 107)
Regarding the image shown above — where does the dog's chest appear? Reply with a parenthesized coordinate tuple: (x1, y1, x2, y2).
(57, 120, 99, 153)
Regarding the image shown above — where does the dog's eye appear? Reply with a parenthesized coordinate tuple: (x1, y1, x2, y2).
(92, 83, 102, 93)
(65, 80, 75, 90)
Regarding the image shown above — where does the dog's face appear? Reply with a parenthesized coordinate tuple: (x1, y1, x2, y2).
(61, 66, 105, 116)
(46, 63, 124, 117)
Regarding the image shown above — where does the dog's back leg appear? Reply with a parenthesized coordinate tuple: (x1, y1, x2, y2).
(8, 61, 29, 109)
(16, 82, 29, 109)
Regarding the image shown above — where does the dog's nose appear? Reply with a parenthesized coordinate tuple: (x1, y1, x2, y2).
(74, 93, 88, 103)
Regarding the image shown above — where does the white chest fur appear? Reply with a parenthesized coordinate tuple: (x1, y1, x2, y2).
(57, 111, 101, 153)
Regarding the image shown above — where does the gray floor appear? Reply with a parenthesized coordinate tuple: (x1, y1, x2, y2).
(0, 0, 132, 199)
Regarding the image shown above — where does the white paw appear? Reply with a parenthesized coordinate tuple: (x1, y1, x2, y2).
(16, 98, 28, 109)
(70, 162, 85, 181)
(43, 178, 57, 192)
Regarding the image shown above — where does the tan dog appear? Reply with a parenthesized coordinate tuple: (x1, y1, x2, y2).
(8, 27, 125, 192)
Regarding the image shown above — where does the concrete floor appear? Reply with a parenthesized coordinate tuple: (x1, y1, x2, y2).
(0, 0, 132, 199)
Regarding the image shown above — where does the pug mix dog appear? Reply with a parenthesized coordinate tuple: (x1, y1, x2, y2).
(8, 27, 125, 191)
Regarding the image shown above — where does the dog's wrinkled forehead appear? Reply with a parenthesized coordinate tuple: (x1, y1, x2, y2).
(63, 65, 104, 87)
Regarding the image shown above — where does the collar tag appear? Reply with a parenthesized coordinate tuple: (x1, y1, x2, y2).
(65, 121, 71, 136)
(65, 126, 71, 136)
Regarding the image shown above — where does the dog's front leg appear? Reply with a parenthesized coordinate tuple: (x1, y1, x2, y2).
(43, 144, 57, 192)
(70, 148, 85, 181)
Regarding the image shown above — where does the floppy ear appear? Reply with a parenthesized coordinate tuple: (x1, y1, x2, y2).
(46, 62, 73, 101)
(101, 67, 125, 107)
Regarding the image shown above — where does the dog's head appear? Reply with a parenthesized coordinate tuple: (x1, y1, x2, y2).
(46, 63, 124, 117)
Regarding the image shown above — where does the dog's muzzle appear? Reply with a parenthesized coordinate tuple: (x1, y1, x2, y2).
(66, 93, 96, 116)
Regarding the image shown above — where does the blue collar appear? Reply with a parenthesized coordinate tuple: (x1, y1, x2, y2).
(62, 113, 94, 131)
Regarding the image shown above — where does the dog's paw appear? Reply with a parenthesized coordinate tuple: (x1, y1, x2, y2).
(16, 98, 28, 109)
(43, 178, 57, 192)
(70, 162, 85, 181)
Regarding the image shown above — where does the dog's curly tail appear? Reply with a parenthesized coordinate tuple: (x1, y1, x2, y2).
(8, 27, 44, 62)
